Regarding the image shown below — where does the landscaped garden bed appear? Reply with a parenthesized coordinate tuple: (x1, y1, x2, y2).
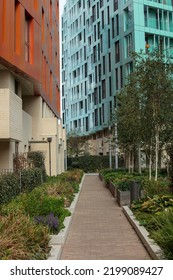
(99, 169, 145, 206)
(0, 168, 84, 260)
(108, 181, 117, 198)
(131, 194, 173, 259)
(99, 168, 173, 259)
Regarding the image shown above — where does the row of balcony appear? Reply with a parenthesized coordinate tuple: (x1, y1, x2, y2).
(145, 17, 173, 32)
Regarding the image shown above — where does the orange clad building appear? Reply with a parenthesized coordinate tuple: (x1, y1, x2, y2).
(0, 0, 66, 175)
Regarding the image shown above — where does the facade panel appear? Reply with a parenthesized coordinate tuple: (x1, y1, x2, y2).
(0, 0, 66, 175)
(62, 0, 173, 156)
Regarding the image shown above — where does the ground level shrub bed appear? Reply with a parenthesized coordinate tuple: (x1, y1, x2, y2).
(131, 196, 173, 259)
(100, 168, 173, 259)
(0, 169, 83, 260)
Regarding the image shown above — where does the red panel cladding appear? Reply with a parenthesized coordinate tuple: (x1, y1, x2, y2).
(0, 0, 60, 118)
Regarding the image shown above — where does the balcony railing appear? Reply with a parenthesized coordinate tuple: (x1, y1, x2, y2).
(147, 0, 172, 6)
(0, 169, 13, 175)
(145, 17, 173, 32)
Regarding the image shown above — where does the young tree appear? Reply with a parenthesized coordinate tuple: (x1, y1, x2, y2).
(115, 72, 142, 173)
(67, 132, 91, 157)
(116, 48, 173, 180)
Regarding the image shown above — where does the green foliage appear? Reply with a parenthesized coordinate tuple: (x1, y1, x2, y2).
(131, 193, 173, 259)
(28, 151, 47, 181)
(141, 178, 170, 197)
(68, 156, 113, 172)
(116, 180, 132, 191)
(0, 169, 83, 259)
(44, 169, 83, 207)
(0, 151, 47, 205)
(116, 49, 173, 179)
(1, 187, 70, 233)
(28, 151, 45, 168)
(100, 169, 145, 186)
(166, 144, 173, 189)
(0, 168, 45, 205)
(67, 133, 91, 157)
(150, 209, 173, 259)
(131, 195, 173, 214)
(0, 173, 20, 204)
(21, 168, 43, 192)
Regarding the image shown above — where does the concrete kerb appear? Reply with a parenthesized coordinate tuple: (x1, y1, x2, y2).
(123, 206, 165, 260)
(47, 173, 86, 260)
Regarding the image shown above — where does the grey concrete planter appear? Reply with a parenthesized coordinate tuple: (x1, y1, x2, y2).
(123, 206, 165, 259)
(116, 189, 130, 206)
(99, 173, 103, 181)
(99, 173, 109, 188)
(108, 181, 117, 198)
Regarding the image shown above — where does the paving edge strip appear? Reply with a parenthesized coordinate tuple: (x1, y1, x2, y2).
(47, 173, 86, 260)
(122, 206, 165, 260)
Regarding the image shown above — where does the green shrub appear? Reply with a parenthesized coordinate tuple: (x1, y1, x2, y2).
(0, 173, 20, 204)
(150, 209, 173, 259)
(45, 169, 83, 207)
(131, 195, 173, 214)
(100, 169, 145, 186)
(0, 165, 46, 205)
(1, 187, 71, 233)
(117, 180, 132, 191)
(141, 178, 170, 197)
(21, 168, 43, 192)
(68, 156, 112, 172)
(28, 151, 47, 181)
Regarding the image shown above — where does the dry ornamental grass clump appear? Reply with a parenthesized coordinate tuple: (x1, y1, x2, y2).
(0, 213, 50, 260)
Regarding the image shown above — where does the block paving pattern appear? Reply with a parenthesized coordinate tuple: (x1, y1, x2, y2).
(60, 174, 151, 260)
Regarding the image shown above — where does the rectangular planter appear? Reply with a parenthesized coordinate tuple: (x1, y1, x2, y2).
(108, 181, 117, 198)
(116, 189, 130, 207)
(99, 173, 103, 181)
(99, 173, 109, 188)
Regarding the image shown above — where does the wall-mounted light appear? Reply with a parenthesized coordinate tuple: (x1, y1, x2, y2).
(47, 137, 52, 176)
(59, 138, 62, 146)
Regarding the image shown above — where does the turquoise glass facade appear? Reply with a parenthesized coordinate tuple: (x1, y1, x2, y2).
(62, 0, 173, 146)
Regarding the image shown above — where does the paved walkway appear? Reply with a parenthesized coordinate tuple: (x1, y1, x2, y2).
(60, 174, 151, 260)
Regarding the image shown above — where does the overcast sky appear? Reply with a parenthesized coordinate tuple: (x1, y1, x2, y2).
(59, 0, 66, 112)
(59, 0, 66, 16)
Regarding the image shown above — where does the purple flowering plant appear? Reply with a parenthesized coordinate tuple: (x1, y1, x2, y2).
(34, 212, 59, 233)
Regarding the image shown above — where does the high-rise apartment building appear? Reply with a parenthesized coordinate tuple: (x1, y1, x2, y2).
(62, 0, 173, 155)
(0, 0, 66, 175)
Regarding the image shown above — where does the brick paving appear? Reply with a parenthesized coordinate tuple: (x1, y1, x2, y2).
(60, 174, 151, 260)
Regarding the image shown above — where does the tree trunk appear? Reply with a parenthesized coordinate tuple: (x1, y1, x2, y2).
(132, 150, 134, 173)
(138, 146, 141, 174)
(128, 149, 131, 173)
(149, 146, 152, 181)
(155, 130, 159, 181)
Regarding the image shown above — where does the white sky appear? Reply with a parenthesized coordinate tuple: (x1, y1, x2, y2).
(59, 0, 66, 16)
(59, 0, 67, 116)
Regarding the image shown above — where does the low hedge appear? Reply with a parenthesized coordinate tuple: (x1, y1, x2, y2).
(0, 173, 20, 204)
(68, 156, 112, 172)
(21, 168, 45, 192)
(0, 167, 46, 205)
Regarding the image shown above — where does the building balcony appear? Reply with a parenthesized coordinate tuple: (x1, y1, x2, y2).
(145, 17, 173, 32)
(146, 0, 173, 7)
(0, 89, 22, 141)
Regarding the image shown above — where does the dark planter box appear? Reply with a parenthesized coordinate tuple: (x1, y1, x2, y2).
(99, 173, 103, 181)
(116, 189, 130, 207)
(108, 181, 117, 198)
(99, 173, 109, 188)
